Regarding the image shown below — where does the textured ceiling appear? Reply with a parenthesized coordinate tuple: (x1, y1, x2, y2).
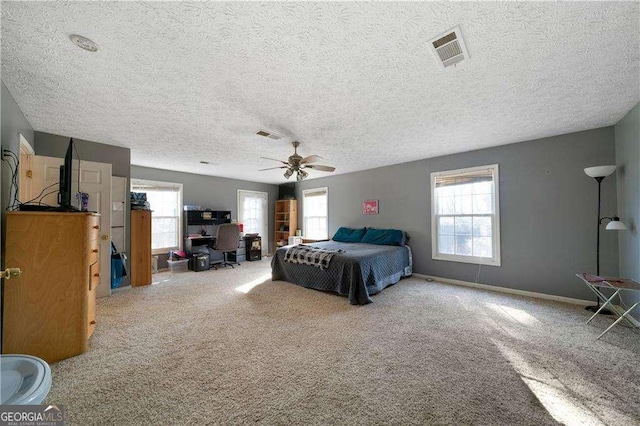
(2, 2, 638, 184)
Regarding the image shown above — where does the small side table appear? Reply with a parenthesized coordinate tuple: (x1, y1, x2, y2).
(244, 235, 262, 261)
(576, 273, 640, 339)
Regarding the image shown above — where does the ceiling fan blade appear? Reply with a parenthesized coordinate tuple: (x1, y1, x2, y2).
(258, 166, 288, 171)
(305, 164, 335, 172)
(260, 157, 289, 165)
(300, 155, 322, 164)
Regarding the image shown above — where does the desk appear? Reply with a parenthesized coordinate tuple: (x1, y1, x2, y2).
(228, 237, 247, 263)
(186, 235, 247, 264)
(184, 235, 214, 254)
(576, 273, 640, 339)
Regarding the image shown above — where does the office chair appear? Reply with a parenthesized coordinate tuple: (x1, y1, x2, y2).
(213, 223, 241, 269)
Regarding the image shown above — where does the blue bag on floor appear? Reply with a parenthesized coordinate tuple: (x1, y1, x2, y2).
(111, 242, 128, 289)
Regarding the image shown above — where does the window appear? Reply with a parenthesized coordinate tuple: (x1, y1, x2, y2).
(303, 187, 328, 240)
(237, 190, 268, 255)
(131, 179, 183, 254)
(431, 164, 500, 266)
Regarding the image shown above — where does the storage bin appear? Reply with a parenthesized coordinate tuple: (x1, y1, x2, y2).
(189, 253, 210, 272)
(167, 259, 189, 273)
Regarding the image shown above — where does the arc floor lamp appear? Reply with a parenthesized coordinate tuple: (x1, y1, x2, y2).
(584, 165, 627, 314)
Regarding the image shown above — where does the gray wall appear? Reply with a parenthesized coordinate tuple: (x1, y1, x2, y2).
(35, 132, 130, 177)
(1, 81, 35, 347)
(615, 103, 640, 320)
(296, 127, 619, 301)
(131, 166, 279, 268)
(34, 132, 132, 284)
(1, 82, 35, 220)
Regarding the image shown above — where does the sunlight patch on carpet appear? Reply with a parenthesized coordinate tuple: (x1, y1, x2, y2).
(485, 303, 540, 326)
(454, 295, 473, 311)
(235, 273, 272, 293)
(492, 339, 604, 426)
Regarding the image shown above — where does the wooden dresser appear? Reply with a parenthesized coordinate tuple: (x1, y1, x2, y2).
(130, 210, 152, 286)
(3, 212, 100, 363)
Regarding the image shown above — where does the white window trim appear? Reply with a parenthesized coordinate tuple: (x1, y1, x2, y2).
(131, 178, 183, 255)
(430, 164, 501, 266)
(302, 187, 329, 240)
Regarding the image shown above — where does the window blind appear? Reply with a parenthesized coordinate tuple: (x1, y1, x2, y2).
(132, 183, 180, 192)
(303, 188, 327, 197)
(434, 168, 494, 187)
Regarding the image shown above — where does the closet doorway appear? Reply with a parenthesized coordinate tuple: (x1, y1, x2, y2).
(237, 190, 268, 256)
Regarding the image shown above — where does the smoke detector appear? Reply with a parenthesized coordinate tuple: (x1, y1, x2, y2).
(428, 26, 469, 69)
(255, 130, 283, 140)
(69, 34, 98, 52)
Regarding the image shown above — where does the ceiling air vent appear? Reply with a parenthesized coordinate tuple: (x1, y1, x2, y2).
(428, 26, 469, 69)
(255, 130, 283, 140)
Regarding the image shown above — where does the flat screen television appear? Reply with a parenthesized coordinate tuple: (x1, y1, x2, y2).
(57, 138, 79, 211)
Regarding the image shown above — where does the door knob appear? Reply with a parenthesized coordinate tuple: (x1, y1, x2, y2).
(101, 234, 109, 241)
(1, 268, 22, 280)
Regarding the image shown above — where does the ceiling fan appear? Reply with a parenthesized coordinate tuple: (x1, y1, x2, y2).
(259, 141, 336, 181)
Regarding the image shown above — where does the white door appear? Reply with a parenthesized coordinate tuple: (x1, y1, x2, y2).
(237, 190, 268, 256)
(29, 155, 112, 298)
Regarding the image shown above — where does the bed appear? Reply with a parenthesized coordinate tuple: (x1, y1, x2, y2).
(270, 228, 413, 305)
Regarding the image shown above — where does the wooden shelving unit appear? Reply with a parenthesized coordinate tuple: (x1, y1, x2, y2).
(275, 199, 297, 248)
(131, 210, 152, 286)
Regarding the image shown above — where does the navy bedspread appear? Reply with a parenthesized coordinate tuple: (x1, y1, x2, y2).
(271, 241, 413, 305)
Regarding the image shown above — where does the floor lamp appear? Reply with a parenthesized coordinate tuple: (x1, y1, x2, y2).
(584, 165, 627, 314)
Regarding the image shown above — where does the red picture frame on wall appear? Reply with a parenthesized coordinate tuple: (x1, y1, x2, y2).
(362, 200, 379, 215)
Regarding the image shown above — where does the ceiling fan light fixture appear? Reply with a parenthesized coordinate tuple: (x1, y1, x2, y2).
(297, 169, 308, 181)
(284, 168, 293, 179)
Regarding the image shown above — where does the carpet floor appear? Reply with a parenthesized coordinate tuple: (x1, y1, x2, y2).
(47, 259, 640, 425)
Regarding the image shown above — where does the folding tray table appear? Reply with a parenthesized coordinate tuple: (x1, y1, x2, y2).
(576, 273, 640, 339)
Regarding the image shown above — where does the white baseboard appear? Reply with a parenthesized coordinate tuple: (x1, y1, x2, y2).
(412, 273, 640, 328)
(412, 273, 593, 306)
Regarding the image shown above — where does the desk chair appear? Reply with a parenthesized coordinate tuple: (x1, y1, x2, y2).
(213, 223, 241, 269)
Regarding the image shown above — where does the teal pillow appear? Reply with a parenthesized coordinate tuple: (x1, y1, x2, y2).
(332, 227, 367, 243)
(361, 228, 405, 246)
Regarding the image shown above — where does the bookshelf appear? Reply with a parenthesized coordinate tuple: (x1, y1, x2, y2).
(275, 199, 297, 249)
